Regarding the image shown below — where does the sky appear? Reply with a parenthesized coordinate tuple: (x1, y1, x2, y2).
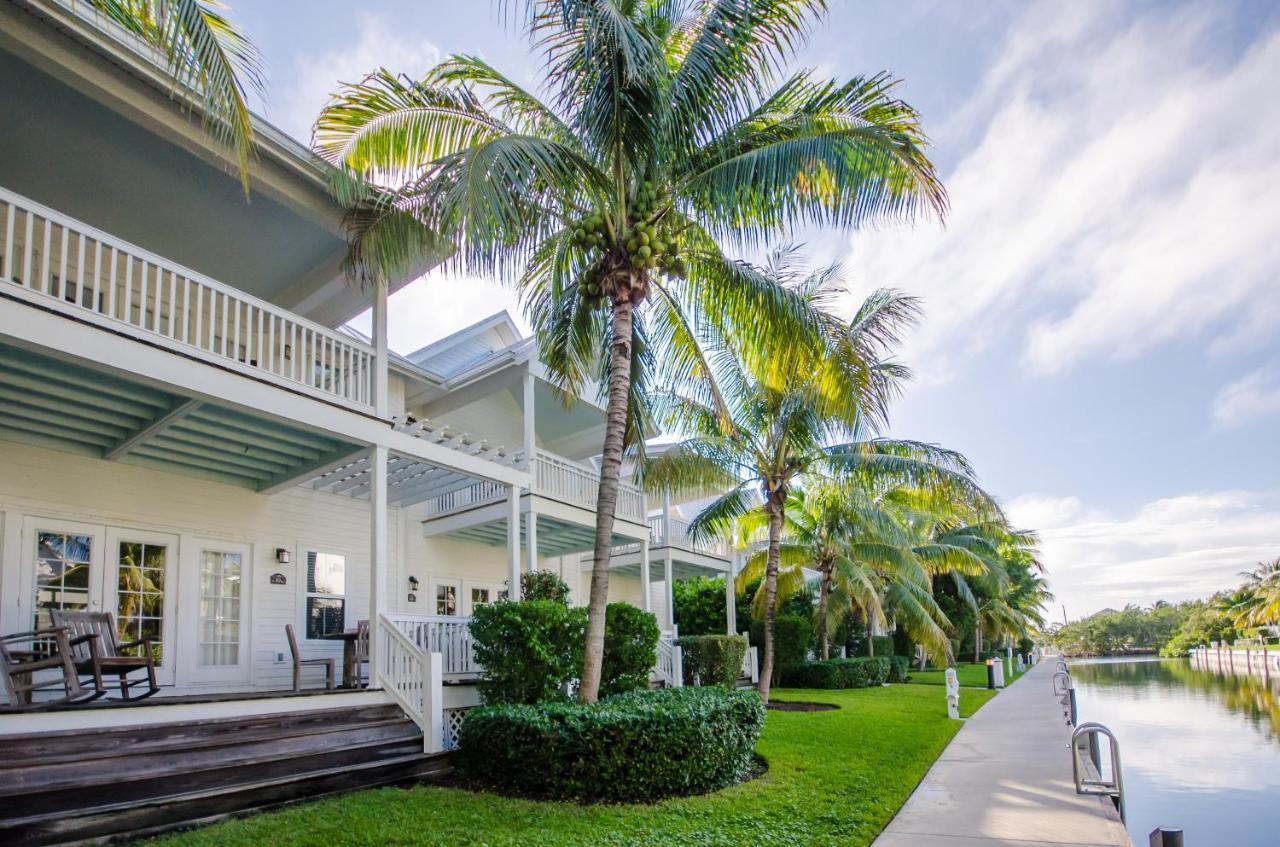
(233, 0, 1280, 621)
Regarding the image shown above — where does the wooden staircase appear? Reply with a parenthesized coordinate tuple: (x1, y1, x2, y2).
(0, 701, 451, 845)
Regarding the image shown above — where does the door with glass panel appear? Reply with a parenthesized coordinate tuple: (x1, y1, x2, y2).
(192, 541, 251, 683)
(104, 529, 178, 686)
(22, 517, 103, 642)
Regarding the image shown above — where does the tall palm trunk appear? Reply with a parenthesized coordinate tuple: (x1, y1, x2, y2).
(867, 629, 875, 657)
(816, 562, 832, 660)
(578, 292, 636, 703)
(974, 622, 982, 664)
(758, 498, 784, 704)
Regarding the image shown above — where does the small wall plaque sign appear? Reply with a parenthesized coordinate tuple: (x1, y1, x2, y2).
(270, 572, 287, 586)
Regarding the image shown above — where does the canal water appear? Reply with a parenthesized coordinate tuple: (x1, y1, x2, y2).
(1071, 657, 1280, 846)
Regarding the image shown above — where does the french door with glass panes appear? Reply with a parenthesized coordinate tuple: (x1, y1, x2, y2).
(184, 540, 251, 684)
(105, 528, 178, 685)
(22, 518, 178, 686)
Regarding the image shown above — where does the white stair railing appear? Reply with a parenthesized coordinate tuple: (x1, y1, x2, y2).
(0, 186, 376, 411)
(743, 646, 759, 684)
(376, 614, 444, 753)
(654, 637, 683, 688)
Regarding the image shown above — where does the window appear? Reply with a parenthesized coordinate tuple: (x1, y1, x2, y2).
(305, 551, 346, 639)
(34, 531, 92, 629)
(435, 582, 458, 616)
(470, 587, 492, 609)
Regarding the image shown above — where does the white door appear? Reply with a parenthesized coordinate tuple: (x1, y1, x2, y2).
(105, 528, 179, 686)
(185, 540, 251, 685)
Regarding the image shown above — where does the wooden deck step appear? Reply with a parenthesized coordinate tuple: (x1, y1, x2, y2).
(0, 703, 406, 764)
(0, 700, 452, 845)
(1, 750, 451, 846)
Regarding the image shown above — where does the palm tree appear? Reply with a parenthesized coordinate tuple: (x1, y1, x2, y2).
(312, 0, 946, 702)
(644, 293, 988, 702)
(88, 0, 264, 194)
(1232, 558, 1280, 629)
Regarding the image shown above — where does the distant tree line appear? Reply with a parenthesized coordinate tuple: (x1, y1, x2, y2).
(1045, 557, 1280, 657)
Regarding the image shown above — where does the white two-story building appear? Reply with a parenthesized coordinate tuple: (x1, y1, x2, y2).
(0, 4, 747, 843)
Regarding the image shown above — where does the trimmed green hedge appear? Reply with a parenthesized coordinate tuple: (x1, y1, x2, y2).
(470, 600, 585, 705)
(599, 602, 660, 697)
(676, 634, 747, 687)
(887, 655, 911, 683)
(752, 614, 812, 683)
(456, 687, 766, 802)
(778, 657, 891, 689)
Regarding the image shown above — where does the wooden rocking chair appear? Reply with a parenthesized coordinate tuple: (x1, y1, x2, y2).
(51, 610, 159, 701)
(1, 627, 97, 709)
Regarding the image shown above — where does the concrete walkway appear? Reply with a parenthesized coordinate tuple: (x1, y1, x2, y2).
(872, 660, 1132, 847)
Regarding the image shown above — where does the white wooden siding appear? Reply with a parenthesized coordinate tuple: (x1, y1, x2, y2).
(0, 440, 396, 693)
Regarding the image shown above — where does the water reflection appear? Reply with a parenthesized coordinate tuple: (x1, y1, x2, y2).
(1073, 658, 1280, 742)
(1072, 658, 1280, 847)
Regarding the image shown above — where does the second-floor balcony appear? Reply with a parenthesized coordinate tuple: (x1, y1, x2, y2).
(422, 448, 647, 525)
(0, 186, 377, 413)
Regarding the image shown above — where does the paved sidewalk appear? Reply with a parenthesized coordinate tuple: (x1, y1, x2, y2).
(872, 660, 1132, 847)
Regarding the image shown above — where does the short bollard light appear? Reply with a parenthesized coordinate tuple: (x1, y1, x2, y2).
(945, 667, 960, 719)
(993, 659, 1006, 688)
(986, 658, 996, 689)
(1016, 653, 1026, 673)
(1148, 826, 1184, 847)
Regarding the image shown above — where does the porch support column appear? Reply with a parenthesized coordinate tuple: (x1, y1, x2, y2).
(372, 281, 389, 419)
(522, 368, 536, 467)
(507, 484, 521, 599)
(368, 445, 389, 686)
(725, 549, 737, 635)
(526, 508, 539, 573)
(664, 550, 675, 633)
(639, 536, 652, 613)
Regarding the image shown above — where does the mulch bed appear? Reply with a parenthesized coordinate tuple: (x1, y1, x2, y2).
(767, 700, 838, 712)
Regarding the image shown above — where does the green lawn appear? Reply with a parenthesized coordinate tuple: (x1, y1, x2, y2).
(909, 661, 1027, 689)
(151, 684, 997, 847)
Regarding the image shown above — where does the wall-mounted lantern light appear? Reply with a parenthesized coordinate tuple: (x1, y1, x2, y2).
(408, 575, 420, 591)
(275, 548, 291, 565)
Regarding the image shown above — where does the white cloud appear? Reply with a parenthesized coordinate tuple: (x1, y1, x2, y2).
(847, 1, 1280, 383)
(1212, 365, 1280, 429)
(1009, 490, 1280, 619)
(269, 16, 441, 144)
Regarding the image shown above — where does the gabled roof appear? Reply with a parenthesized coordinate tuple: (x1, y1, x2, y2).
(404, 311, 533, 381)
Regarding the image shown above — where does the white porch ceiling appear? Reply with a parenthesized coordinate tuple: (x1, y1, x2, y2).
(0, 341, 360, 489)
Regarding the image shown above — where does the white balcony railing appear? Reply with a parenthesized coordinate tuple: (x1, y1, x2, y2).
(0, 186, 376, 411)
(387, 613, 480, 680)
(421, 448, 646, 523)
(648, 514, 733, 559)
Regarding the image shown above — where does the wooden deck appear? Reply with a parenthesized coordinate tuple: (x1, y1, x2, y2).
(0, 696, 451, 845)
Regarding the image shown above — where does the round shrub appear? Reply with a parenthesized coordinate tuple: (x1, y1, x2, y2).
(600, 602, 660, 697)
(469, 600, 586, 704)
(676, 634, 747, 687)
(887, 655, 911, 683)
(456, 687, 765, 802)
(520, 570, 572, 604)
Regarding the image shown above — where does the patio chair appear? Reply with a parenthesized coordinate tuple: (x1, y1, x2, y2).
(50, 609, 159, 701)
(354, 619, 370, 688)
(286, 624, 334, 692)
(0, 627, 97, 708)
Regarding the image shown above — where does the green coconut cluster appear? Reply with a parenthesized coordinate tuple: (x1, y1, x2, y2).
(569, 181, 689, 307)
